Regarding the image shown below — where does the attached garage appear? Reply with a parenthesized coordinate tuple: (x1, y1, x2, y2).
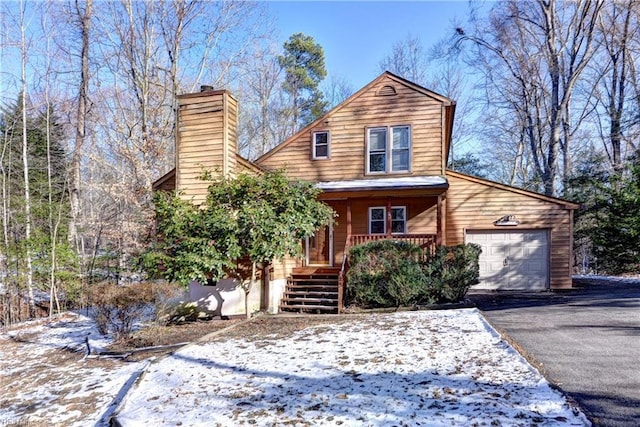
(466, 230, 549, 290)
(445, 171, 579, 290)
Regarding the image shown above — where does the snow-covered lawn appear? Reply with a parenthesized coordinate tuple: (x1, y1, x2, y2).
(0, 312, 144, 426)
(116, 309, 590, 426)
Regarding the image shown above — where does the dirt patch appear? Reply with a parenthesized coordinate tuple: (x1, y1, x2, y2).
(200, 315, 354, 342)
(102, 315, 354, 360)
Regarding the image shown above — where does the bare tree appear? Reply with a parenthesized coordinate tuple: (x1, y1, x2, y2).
(68, 0, 91, 261)
(586, 0, 640, 172)
(17, 0, 37, 317)
(378, 34, 430, 85)
(457, 0, 604, 196)
(237, 44, 285, 159)
(322, 74, 354, 110)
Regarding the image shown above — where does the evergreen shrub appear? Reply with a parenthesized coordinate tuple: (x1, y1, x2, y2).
(420, 244, 482, 304)
(345, 240, 482, 308)
(346, 240, 424, 308)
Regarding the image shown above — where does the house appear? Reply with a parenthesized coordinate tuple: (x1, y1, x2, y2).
(153, 72, 579, 316)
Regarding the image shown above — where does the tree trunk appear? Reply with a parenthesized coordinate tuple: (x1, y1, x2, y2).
(19, 0, 35, 318)
(245, 261, 257, 320)
(69, 0, 92, 265)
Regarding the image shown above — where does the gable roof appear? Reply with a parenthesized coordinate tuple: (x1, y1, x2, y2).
(446, 169, 580, 209)
(255, 71, 456, 165)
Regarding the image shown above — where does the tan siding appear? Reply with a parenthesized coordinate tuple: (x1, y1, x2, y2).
(445, 173, 574, 289)
(271, 256, 302, 280)
(257, 75, 445, 181)
(176, 90, 238, 204)
(226, 96, 238, 176)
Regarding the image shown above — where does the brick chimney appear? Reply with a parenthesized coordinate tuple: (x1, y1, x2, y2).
(175, 88, 238, 204)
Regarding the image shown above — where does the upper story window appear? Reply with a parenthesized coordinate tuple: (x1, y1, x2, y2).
(312, 131, 330, 159)
(366, 125, 411, 174)
(368, 206, 407, 234)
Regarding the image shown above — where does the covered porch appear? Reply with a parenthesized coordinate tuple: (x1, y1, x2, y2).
(282, 176, 448, 313)
(309, 176, 448, 266)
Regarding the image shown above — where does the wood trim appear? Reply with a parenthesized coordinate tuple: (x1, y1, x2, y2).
(446, 170, 580, 209)
(386, 198, 392, 237)
(223, 93, 229, 176)
(436, 195, 443, 246)
(346, 199, 352, 237)
(152, 168, 176, 191)
(319, 187, 447, 200)
(569, 208, 575, 279)
(177, 88, 234, 100)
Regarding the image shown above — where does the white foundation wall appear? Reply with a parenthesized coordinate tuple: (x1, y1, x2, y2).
(188, 279, 262, 318)
(267, 279, 287, 314)
(187, 278, 287, 317)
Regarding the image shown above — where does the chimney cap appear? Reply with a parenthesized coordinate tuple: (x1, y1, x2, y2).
(200, 85, 214, 92)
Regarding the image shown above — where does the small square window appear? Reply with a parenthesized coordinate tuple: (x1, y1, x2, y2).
(313, 131, 330, 159)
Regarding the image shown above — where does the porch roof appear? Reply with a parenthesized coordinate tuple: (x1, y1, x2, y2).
(316, 176, 448, 198)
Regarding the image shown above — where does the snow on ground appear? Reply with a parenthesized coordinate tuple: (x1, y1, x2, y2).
(0, 312, 144, 426)
(116, 309, 590, 426)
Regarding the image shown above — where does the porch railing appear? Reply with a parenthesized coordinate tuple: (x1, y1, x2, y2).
(337, 233, 438, 313)
(348, 234, 437, 255)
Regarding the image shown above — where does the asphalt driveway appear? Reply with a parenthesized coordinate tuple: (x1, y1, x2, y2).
(469, 277, 640, 427)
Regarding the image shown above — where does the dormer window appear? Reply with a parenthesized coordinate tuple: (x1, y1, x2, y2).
(366, 125, 411, 174)
(312, 131, 330, 159)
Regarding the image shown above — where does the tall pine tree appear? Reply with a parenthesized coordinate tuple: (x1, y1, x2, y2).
(278, 33, 328, 133)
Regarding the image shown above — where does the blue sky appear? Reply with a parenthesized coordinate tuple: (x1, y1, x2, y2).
(268, 1, 472, 89)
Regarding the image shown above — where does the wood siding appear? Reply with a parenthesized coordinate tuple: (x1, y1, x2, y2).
(445, 171, 575, 289)
(176, 90, 238, 204)
(256, 74, 447, 180)
(325, 196, 438, 265)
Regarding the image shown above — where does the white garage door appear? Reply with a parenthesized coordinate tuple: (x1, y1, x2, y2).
(466, 230, 549, 291)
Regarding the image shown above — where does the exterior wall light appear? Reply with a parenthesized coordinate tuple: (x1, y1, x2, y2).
(494, 215, 520, 226)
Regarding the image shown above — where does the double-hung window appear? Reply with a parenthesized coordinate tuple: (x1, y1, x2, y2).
(366, 125, 411, 174)
(312, 131, 330, 159)
(368, 206, 407, 234)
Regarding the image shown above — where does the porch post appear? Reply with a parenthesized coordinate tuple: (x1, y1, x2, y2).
(346, 199, 352, 237)
(436, 195, 443, 246)
(386, 197, 392, 236)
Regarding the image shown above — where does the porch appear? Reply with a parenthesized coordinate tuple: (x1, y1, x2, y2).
(280, 176, 448, 314)
(279, 232, 439, 314)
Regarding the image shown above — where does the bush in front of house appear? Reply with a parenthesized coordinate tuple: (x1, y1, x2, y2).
(420, 243, 482, 304)
(346, 240, 425, 308)
(345, 240, 482, 309)
(85, 281, 185, 342)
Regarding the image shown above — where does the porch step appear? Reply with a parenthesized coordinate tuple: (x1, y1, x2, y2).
(279, 268, 340, 314)
(284, 290, 338, 297)
(288, 278, 339, 284)
(278, 304, 339, 312)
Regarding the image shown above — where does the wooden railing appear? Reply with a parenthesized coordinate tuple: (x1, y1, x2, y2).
(337, 233, 438, 313)
(348, 234, 437, 255)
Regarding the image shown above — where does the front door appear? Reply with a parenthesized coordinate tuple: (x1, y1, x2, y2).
(306, 224, 333, 266)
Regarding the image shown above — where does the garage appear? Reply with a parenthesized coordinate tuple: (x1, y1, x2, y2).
(466, 230, 549, 291)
